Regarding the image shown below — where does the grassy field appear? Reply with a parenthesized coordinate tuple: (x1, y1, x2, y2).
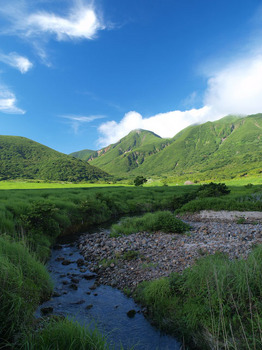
(0, 181, 262, 349)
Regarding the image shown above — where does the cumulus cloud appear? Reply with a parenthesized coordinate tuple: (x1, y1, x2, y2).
(0, 52, 33, 73)
(0, 0, 105, 42)
(98, 107, 218, 146)
(0, 86, 25, 114)
(204, 54, 262, 115)
(98, 51, 262, 147)
(62, 114, 105, 134)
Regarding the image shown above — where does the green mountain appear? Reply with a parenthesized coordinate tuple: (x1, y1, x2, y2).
(0, 136, 109, 182)
(71, 129, 171, 175)
(72, 114, 262, 181)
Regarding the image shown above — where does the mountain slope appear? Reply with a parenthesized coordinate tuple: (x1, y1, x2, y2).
(72, 114, 262, 181)
(134, 114, 262, 179)
(71, 129, 171, 175)
(0, 136, 109, 182)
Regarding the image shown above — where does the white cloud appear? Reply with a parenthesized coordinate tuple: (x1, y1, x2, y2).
(98, 52, 262, 147)
(98, 107, 218, 146)
(0, 52, 33, 73)
(204, 54, 262, 115)
(0, 86, 25, 114)
(1, 1, 105, 42)
(62, 114, 105, 134)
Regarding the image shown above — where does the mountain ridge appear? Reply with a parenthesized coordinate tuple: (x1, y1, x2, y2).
(71, 114, 262, 181)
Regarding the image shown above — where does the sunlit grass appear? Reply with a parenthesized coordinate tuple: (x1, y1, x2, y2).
(0, 180, 131, 190)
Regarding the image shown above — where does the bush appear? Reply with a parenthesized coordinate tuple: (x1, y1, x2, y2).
(134, 176, 147, 186)
(110, 211, 190, 236)
(20, 201, 60, 238)
(196, 182, 230, 198)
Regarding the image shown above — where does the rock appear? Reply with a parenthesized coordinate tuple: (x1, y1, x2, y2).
(55, 257, 65, 262)
(53, 244, 63, 250)
(41, 307, 53, 315)
(70, 283, 78, 290)
(71, 277, 80, 284)
(74, 300, 85, 305)
(89, 284, 97, 290)
(62, 260, 73, 266)
(77, 258, 85, 267)
(127, 309, 136, 318)
(86, 304, 93, 310)
(82, 273, 96, 280)
(52, 291, 62, 297)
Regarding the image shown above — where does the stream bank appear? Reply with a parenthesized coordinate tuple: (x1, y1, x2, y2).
(37, 227, 181, 350)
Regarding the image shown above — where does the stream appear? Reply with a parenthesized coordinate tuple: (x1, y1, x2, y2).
(36, 226, 181, 350)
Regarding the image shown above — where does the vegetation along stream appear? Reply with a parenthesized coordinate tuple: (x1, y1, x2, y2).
(36, 226, 181, 350)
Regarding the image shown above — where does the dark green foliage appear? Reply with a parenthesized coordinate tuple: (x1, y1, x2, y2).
(111, 211, 190, 236)
(20, 201, 60, 237)
(0, 136, 109, 182)
(134, 175, 147, 186)
(135, 247, 262, 349)
(196, 182, 230, 197)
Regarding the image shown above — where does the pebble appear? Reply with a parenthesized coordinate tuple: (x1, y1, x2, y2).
(78, 215, 262, 292)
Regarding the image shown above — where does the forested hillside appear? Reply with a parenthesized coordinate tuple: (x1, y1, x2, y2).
(0, 136, 109, 182)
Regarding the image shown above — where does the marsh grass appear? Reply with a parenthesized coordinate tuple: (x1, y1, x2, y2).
(20, 318, 110, 350)
(135, 247, 262, 349)
(110, 211, 190, 237)
(0, 235, 53, 344)
(0, 184, 261, 348)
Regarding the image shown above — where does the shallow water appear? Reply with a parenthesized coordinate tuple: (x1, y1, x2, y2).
(37, 228, 181, 350)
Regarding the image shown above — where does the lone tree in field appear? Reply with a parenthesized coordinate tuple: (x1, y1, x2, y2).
(134, 176, 147, 186)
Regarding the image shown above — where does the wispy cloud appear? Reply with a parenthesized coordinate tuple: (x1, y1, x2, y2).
(0, 0, 105, 42)
(0, 52, 33, 73)
(0, 85, 25, 114)
(61, 114, 105, 134)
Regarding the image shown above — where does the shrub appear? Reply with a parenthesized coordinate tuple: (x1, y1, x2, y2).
(134, 176, 147, 186)
(196, 182, 230, 198)
(110, 211, 190, 236)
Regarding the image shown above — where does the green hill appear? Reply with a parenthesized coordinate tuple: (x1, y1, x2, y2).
(0, 136, 109, 182)
(70, 129, 171, 175)
(70, 149, 96, 161)
(72, 114, 262, 181)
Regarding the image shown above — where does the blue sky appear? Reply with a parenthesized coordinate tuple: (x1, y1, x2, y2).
(0, 0, 262, 154)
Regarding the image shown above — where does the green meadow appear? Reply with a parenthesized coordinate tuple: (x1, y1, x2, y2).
(0, 181, 262, 349)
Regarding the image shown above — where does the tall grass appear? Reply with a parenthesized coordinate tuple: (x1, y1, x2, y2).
(20, 318, 110, 350)
(0, 235, 53, 345)
(135, 247, 262, 349)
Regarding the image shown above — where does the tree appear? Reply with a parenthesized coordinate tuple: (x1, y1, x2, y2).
(134, 176, 147, 186)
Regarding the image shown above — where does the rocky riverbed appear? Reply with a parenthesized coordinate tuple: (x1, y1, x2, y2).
(78, 211, 262, 292)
